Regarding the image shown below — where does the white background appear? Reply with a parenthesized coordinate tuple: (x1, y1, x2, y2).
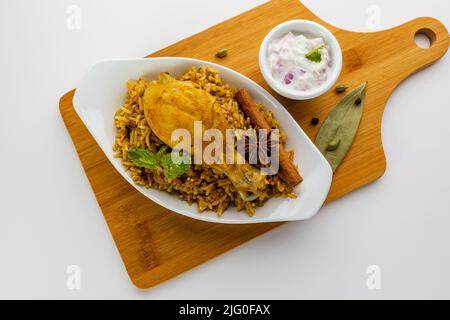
(0, 0, 449, 299)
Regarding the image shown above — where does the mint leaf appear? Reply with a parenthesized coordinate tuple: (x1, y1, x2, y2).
(128, 147, 191, 179)
(305, 45, 325, 63)
(128, 148, 159, 169)
(160, 152, 191, 180)
(156, 146, 169, 158)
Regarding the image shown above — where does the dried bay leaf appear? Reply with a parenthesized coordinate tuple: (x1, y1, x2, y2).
(315, 82, 368, 172)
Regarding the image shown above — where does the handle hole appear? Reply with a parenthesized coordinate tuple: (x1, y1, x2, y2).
(415, 28, 437, 48)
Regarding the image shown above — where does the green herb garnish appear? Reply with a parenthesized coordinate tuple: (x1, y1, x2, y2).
(128, 148, 159, 169)
(128, 147, 191, 179)
(160, 152, 192, 180)
(305, 45, 325, 63)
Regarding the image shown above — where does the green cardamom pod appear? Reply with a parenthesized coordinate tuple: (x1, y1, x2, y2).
(335, 84, 348, 93)
(327, 139, 341, 151)
(215, 49, 228, 58)
(315, 82, 368, 172)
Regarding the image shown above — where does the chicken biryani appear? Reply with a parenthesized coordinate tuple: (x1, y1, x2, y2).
(113, 66, 302, 216)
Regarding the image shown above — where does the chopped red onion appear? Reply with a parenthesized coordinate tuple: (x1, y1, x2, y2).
(284, 71, 294, 84)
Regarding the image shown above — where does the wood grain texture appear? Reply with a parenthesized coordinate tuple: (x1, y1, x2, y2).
(59, 0, 449, 289)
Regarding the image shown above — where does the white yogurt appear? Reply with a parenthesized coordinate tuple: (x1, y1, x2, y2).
(267, 32, 332, 92)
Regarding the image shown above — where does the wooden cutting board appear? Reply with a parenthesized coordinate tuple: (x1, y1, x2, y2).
(59, 0, 449, 289)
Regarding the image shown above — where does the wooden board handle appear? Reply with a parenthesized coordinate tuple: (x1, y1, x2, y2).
(390, 17, 449, 82)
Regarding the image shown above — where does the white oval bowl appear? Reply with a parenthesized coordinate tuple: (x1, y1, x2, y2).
(259, 20, 343, 100)
(73, 58, 332, 224)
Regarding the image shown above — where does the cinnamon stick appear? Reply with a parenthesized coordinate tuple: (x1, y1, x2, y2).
(235, 89, 303, 187)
